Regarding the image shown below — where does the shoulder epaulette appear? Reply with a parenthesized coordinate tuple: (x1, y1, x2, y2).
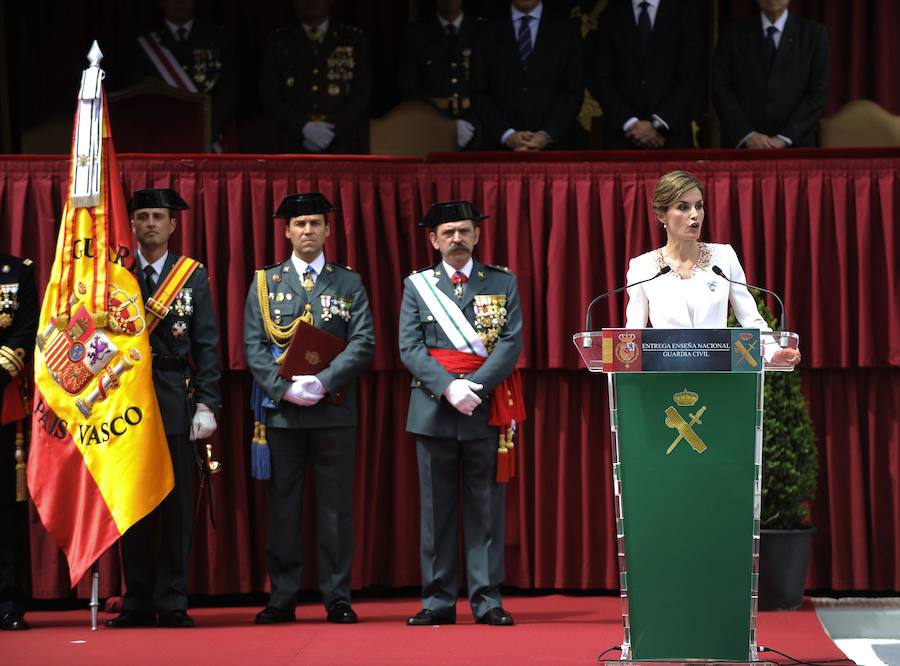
(486, 263, 511, 273)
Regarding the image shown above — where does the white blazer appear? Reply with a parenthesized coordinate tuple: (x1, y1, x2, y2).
(624, 242, 771, 331)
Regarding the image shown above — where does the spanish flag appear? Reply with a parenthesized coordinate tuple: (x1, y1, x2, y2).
(27, 43, 173, 586)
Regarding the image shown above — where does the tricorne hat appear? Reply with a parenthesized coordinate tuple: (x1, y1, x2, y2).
(127, 188, 189, 212)
(419, 200, 488, 228)
(274, 192, 337, 219)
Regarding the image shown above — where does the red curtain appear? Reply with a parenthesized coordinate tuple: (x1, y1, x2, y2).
(1, 151, 898, 598)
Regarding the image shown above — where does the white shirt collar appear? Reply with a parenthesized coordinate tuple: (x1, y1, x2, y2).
(291, 252, 326, 280)
(511, 2, 543, 23)
(761, 9, 789, 35)
(437, 12, 464, 30)
(165, 18, 194, 41)
(303, 19, 330, 40)
(632, 0, 659, 24)
(136, 249, 168, 278)
(442, 257, 473, 279)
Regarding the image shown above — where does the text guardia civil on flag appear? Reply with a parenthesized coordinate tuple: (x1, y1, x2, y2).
(27, 43, 173, 586)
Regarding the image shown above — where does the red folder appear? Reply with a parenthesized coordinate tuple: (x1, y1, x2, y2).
(277, 320, 347, 403)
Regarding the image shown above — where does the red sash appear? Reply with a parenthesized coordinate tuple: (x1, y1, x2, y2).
(428, 348, 525, 483)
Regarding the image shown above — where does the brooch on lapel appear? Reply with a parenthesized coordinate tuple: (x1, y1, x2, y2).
(706, 280, 718, 292)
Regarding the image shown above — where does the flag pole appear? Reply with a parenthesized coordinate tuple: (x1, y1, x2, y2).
(89, 561, 100, 630)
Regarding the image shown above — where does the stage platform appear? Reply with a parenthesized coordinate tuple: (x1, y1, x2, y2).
(0, 595, 852, 666)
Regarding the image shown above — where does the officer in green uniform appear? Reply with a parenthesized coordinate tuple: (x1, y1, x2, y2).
(399, 200, 522, 626)
(398, 0, 484, 149)
(0, 253, 37, 631)
(107, 188, 221, 629)
(260, 0, 372, 154)
(244, 192, 375, 624)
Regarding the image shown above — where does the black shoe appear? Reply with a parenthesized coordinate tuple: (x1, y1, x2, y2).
(1, 612, 29, 630)
(476, 607, 514, 626)
(254, 606, 295, 624)
(326, 602, 358, 624)
(406, 609, 455, 626)
(105, 610, 157, 628)
(158, 609, 195, 628)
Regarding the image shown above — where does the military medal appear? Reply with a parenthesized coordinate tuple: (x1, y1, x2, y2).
(171, 320, 188, 338)
(0, 283, 19, 312)
(473, 294, 508, 353)
(0, 314, 11, 328)
(328, 83, 341, 96)
(320, 295, 351, 322)
(451, 271, 467, 300)
(173, 288, 193, 317)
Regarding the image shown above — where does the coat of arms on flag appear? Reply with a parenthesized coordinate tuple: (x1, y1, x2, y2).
(27, 42, 173, 587)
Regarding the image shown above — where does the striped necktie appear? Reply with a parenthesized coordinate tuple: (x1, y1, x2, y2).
(517, 15, 533, 65)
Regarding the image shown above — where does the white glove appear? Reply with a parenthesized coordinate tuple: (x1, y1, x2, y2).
(189, 403, 217, 441)
(443, 379, 483, 416)
(302, 121, 336, 152)
(456, 119, 475, 148)
(283, 375, 325, 407)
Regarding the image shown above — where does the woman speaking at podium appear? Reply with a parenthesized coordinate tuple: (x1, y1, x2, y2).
(624, 170, 800, 366)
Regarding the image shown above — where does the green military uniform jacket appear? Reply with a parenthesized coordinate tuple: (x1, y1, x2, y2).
(399, 260, 522, 440)
(244, 258, 375, 429)
(260, 22, 372, 154)
(398, 15, 483, 122)
(0, 254, 38, 398)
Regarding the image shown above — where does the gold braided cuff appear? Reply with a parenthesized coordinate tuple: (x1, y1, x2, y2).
(0, 345, 25, 377)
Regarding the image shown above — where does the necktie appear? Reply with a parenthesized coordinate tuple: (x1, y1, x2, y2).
(765, 25, 778, 68)
(516, 15, 533, 65)
(302, 267, 316, 293)
(638, 2, 651, 51)
(308, 25, 324, 44)
(445, 23, 457, 40)
(143, 264, 157, 294)
(451, 270, 468, 300)
(177, 26, 188, 43)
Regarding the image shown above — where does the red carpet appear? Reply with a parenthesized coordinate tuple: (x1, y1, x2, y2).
(0, 596, 851, 665)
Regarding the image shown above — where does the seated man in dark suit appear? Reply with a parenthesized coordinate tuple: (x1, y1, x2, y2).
(588, 0, 701, 150)
(473, 0, 583, 151)
(713, 0, 828, 148)
(398, 0, 484, 150)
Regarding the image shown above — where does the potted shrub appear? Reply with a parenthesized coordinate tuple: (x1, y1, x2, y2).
(729, 293, 818, 610)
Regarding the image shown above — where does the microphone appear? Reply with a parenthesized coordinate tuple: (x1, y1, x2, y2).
(711, 265, 787, 332)
(582, 266, 672, 345)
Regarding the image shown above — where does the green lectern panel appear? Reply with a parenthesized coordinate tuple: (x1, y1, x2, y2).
(615, 372, 759, 661)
